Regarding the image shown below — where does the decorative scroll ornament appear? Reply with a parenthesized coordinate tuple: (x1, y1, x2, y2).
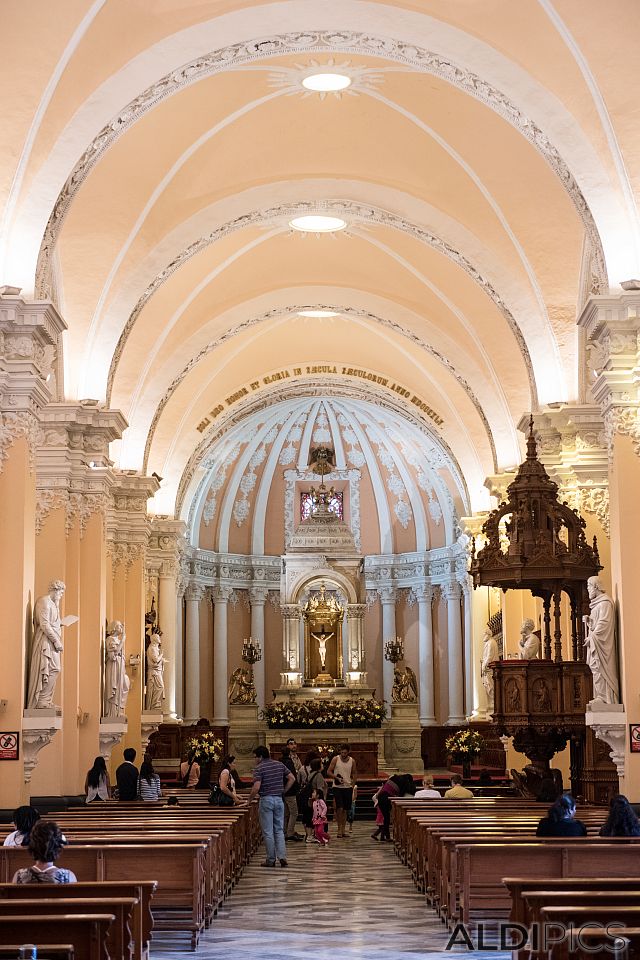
(0, 412, 39, 475)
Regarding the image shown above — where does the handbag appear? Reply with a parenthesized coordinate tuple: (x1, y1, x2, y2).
(209, 783, 234, 806)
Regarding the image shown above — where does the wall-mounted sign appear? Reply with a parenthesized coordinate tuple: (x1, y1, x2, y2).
(0, 732, 19, 760)
(630, 724, 640, 754)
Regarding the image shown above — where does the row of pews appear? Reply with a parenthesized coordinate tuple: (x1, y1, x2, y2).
(0, 791, 261, 960)
(392, 798, 640, 958)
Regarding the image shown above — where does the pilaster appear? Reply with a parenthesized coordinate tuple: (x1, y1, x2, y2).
(147, 518, 187, 721)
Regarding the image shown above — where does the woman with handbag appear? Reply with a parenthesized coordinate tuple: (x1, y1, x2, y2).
(211, 755, 245, 806)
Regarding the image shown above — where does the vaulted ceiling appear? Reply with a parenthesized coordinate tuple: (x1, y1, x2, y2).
(3, 1, 639, 520)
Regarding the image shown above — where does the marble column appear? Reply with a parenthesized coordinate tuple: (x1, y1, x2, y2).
(462, 580, 474, 719)
(158, 562, 179, 720)
(249, 587, 268, 708)
(380, 587, 397, 706)
(281, 603, 301, 681)
(213, 586, 232, 725)
(443, 581, 465, 724)
(414, 584, 436, 725)
(184, 582, 205, 722)
(346, 603, 366, 675)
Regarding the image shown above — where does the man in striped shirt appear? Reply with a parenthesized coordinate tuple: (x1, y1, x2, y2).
(249, 745, 295, 867)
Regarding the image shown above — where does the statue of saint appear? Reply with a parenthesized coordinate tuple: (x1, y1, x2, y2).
(519, 618, 540, 660)
(145, 631, 166, 711)
(311, 626, 334, 671)
(228, 666, 256, 704)
(583, 576, 619, 704)
(103, 620, 130, 719)
(481, 628, 499, 713)
(27, 580, 66, 709)
(392, 665, 418, 703)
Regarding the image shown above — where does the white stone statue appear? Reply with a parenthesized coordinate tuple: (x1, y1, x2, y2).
(103, 620, 130, 719)
(145, 631, 166, 711)
(583, 576, 619, 704)
(481, 629, 499, 712)
(519, 618, 540, 660)
(27, 580, 65, 709)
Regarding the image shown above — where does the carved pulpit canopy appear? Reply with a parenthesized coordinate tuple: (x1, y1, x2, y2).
(470, 416, 601, 661)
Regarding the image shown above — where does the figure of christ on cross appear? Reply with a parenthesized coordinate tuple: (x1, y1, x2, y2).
(311, 625, 335, 671)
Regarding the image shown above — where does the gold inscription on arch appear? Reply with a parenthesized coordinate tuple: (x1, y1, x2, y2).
(196, 367, 444, 432)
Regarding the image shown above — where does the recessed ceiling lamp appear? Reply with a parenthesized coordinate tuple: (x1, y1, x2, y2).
(289, 215, 347, 233)
(298, 310, 340, 318)
(302, 73, 352, 93)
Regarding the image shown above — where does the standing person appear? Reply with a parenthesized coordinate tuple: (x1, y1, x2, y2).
(281, 746, 303, 841)
(312, 788, 329, 846)
(299, 758, 326, 842)
(374, 775, 400, 842)
(12, 821, 77, 884)
(327, 743, 357, 839)
(138, 759, 162, 801)
(286, 738, 303, 778)
(217, 755, 246, 806)
(3, 806, 41, 847)
(444, 774, 474, 799)
(599, 794, 640, 837)
(180, 749, 201, 789)
(115, 747, 139, 801)
(249, 745, 295, 867)
(84, 756, 110, 802)
(346, 784, 358, 834)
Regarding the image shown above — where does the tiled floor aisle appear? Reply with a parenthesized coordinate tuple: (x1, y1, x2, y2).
(152, 822, 509, 959)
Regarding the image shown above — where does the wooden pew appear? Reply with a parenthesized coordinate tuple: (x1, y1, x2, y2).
(0, 914, 114, 960)
(0, 844, 207, 950)
(505, 877, 640, 928)
(0, 882, 156, 960)
(0, 949, 74, 960)
(540, 906, 640, 960)
(0, 898, 136, 960)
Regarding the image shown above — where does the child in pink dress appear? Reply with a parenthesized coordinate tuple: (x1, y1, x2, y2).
(312, 789, 329, 845)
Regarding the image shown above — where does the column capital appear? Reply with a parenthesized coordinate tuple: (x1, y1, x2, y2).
(378, 586, 397, 604)
(413, 583, 435, 603)
(442, 580, 461, 601)
(249, 586, 269, 605)
(281, 603, 301, 619)
(346, 603, 367, 617)
(212, 585, 233, 604)
(185, 581, 206, 603)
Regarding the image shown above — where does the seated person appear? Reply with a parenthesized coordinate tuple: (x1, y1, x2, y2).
(536, 794, 587, 837)
(444, 774, 474, 799)
(138, 758, 162, 801)
(12, 821, 77, 883)
(3, 805, 40, 847)
(180, 750, 201, 788)
(116, 747, 139, 800)
(599, 794, 640, 837)
(415, 774, 442, 799)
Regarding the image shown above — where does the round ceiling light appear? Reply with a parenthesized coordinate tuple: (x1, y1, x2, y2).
(297, 310, 340, 318)
(289, 215, 347, 233)
(302, 73, 352, 92)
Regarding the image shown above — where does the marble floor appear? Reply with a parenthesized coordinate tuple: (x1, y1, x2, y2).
(152, 822, 509, 960)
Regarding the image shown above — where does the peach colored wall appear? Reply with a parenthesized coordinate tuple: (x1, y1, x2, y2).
(199, 597, 213, 718)
(364, 604, 382, 697)
(433, 597, 448, 723)
(226, 592, 251, 677)
(264, 603, 283, 698)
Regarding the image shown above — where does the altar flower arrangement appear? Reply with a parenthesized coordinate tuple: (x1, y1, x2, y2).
(444, 729, 484, 761)
(260, 698, 387, 728)
(186, 732, 224, 763)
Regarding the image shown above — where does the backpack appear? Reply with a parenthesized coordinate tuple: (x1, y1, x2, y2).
(298, 770, 320, 809)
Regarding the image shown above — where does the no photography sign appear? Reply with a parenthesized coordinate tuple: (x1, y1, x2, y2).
(0, 732, 19, 760)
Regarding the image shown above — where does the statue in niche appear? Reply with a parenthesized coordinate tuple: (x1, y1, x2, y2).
(392, 665, 418, 703)
(145, 630, 166, 711)
(519, 618, 540, 660)
(103, 620, 130, 719)
(27, 580, 66, 709)
(481, 628, 499, 713)
(583, 576, 619, 704)
(228, 666, 256, 705)
(311, 625, 334, 671)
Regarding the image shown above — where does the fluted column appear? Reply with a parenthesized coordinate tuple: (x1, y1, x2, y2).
(184, 582, 205, 722)
(281, 603, 301, 682)
(346, 603, 367, 675)
(462, 579, 474, 719)
(443, 581, 465, 724)
(213, 586, 232, 725)
(249, 587, 268, 707)
(158, 562, 178, 720)
(380, 587, 397, 706)
(415, 584, 436, 725)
